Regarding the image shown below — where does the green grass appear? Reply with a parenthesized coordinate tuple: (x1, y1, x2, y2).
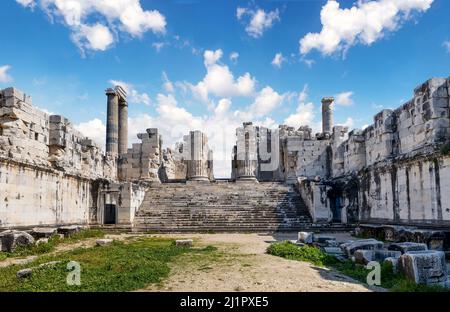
(0, 237, 216, 292)
(267, 241, 449, 292)
(1, 229, 105, 259)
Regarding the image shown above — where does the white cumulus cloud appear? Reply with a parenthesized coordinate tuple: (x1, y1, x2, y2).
(335, 91, 354, 106)
(299, 0, 434, 56)
(237, 6, 280, 38)
(185, 49, 256, 102)
(75, 118, 106, 148)
(271, 52, 286, 68)
(444, 41, 450, 53)
(16, 0, 166, 53)
(109, 80, 152, 106)
(0, 65, 12, 83)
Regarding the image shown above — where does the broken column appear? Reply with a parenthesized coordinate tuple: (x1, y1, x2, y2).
(234, 122, 258, 182)
(185, 130, 211, 181)
(321, 97, 334, 134)
(105, 88, 119, 155)
(116, 86, 128, 156)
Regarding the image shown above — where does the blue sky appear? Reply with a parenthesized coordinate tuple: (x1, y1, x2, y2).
(0, 0, 449, 176)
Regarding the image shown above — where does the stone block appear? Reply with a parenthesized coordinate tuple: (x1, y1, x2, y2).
(389, 242, 428, 254)
(57, 225, 81, 237)
(96, 239, 113, 247)
(354, 249, 401, 265)
(323, 247, 344, 256)
(340, 239, 384, 257)
(36, 238, 49, 245)
(314, 234, 336, 244)
(298, 232, 313, 244)
(400, 251, 447, 285)
(17, 268, 33, 279)
(175, 239, 193, 247)
(30, 227, 57, 239)
(0, 230, 35, 252)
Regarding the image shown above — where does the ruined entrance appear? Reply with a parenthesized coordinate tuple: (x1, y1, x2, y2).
(104, 204, 116, 225)
(328, 188, 343, 223)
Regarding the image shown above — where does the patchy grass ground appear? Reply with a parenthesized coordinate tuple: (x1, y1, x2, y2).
(267, 241, 448, 292)
(0, 237, 216, 292)
(1, 229, 105, 259)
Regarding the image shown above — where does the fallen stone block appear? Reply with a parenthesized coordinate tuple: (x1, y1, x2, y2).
(400, 250, 447, 285)
(323, 247, 344, 256)
(298, 232, 313, 244)
(175, 239, 193, 247)
(0, 230, 35, 252)
(314, 234, 336, 244)
(57, 225, 81, 237)
(36, 238, 49, 245)
(359, 224, 384, 239)
(382, 225, 406, 242)
(340, 239, 384, 257)
(16, 268, 33, 279)
(388, 242, 428, 254)
(30, 227, 57, 239)
(325, 240, 339, 247)
(413, 230, 446, 251)
(96, 239, 113, 247)
(354, 249, 401, 265)
(398, 229, 417, 242)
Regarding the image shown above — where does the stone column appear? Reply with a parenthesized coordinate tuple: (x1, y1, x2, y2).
(118, 99, 128, 156)
(106, 88, 119, 155)
(322, 97, 334, 134)
(187, 131, 209, 181)
(235, 122, 258, 182)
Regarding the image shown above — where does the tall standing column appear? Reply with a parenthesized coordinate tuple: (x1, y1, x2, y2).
(187, 131, 209, 181)
(118, 99, 128, 156)
(235, 122, 258, 182)
(321, 97, 334, 134)
(106, 88, 119, 155)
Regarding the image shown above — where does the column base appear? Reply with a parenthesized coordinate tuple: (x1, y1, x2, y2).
(236, 176, 259, 183)
(186, 176, 210, 184)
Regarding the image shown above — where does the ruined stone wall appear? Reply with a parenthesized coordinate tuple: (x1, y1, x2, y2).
(0, 87, 118, 228)
(119, 128, 161, 182)
(0, 88, 50, 166)
(0, 158, 100, 228)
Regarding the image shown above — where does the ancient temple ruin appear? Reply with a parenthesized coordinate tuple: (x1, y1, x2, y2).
(1, 76, 450, 234)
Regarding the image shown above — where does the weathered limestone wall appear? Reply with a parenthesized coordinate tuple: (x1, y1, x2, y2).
(0, 87, 118, 228)
(359, 155, 450, 226)
(297, 178, 331, 223)
(0, 158, 99, 228)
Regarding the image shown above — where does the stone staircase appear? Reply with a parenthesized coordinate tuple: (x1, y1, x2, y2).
(133, 181, 313, 232)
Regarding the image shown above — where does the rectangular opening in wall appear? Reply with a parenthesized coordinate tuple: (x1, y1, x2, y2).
(104, 204, 116, 225)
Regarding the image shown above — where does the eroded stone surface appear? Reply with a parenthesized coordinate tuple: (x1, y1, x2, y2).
(388, 242, 428, 254)
(340, 239, 384, 257)
(354, 250, 401, 265)
(0, 230, 35, 252)
(400, 250, 448, 285)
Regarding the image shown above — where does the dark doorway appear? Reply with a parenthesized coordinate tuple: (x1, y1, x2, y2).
(328, 188, 343, 223)
(104, 204, 116, 225)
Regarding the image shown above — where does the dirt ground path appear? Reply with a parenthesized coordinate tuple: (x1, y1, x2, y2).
(144, 233, 381, 292)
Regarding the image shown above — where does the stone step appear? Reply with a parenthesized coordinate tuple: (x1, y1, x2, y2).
(134, 182, 313, 232)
